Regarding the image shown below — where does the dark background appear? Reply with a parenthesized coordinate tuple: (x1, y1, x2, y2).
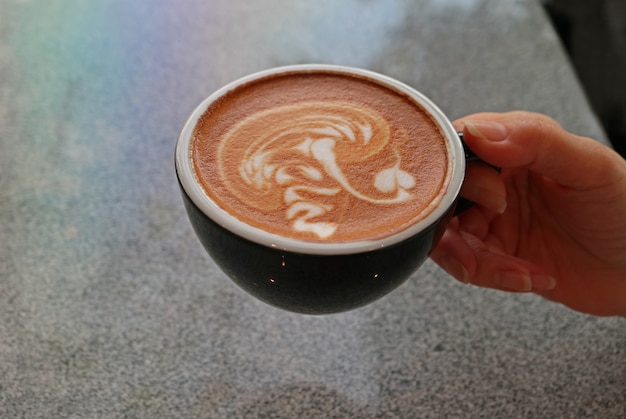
(543, 0, 626, 158)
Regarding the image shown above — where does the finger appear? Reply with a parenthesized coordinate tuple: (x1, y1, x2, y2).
(456, 111, 623, 190)
(431, 229, 557, 292)
(459, 162, 507, 214)
(459, 231, 539, 292)
(468, 246, 557, 293)
(430, 229, 473, 284)
(456, 204, 495, 240)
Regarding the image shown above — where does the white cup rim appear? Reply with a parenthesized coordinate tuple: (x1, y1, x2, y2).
(175, 64, 465, 255)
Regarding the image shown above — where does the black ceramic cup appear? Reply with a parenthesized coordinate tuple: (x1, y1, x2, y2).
(176, 65, 471, 314)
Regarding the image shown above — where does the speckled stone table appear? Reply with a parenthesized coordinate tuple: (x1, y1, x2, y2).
(1, 0, 624, 417)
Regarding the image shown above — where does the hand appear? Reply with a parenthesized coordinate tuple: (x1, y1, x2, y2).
(430, 111, 626, 317)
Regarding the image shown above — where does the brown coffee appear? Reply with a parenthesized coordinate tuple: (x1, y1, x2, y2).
(191, 70, 451, 242)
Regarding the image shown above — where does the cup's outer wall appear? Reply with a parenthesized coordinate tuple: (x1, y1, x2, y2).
(179, 179, 451, 314)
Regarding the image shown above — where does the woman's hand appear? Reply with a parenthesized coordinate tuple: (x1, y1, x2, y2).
(430, 111, 626, 316)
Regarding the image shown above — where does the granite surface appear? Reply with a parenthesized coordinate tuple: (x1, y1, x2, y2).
(1, 0, 624, 417)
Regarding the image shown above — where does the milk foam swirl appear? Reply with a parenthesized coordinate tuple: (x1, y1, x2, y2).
(218, 101, 417, 239)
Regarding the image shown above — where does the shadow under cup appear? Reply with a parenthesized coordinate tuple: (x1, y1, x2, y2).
(175, 65, 467, 314)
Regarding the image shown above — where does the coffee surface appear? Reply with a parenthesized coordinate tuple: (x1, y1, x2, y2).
(191, 71, 451, 242)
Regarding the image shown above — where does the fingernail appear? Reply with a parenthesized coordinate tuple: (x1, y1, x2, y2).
(495, 271, 532, 292)
(440, 255, 471, 284)
(531, 273, 557, 291)
(464, 121, 508, 142)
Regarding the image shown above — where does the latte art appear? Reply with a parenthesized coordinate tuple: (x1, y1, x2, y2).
(191, 71, 450, 242)
(219, 102, 417, 238)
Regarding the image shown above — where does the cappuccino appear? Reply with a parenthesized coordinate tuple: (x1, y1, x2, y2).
(191, 70, 451, 242)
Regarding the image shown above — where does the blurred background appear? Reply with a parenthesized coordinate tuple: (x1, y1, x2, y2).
(543, 0, 626, 158)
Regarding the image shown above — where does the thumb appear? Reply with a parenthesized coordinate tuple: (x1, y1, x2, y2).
(457, 111, 621, 189)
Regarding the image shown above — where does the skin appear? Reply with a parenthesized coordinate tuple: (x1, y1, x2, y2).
(430, 111, 626, 317)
